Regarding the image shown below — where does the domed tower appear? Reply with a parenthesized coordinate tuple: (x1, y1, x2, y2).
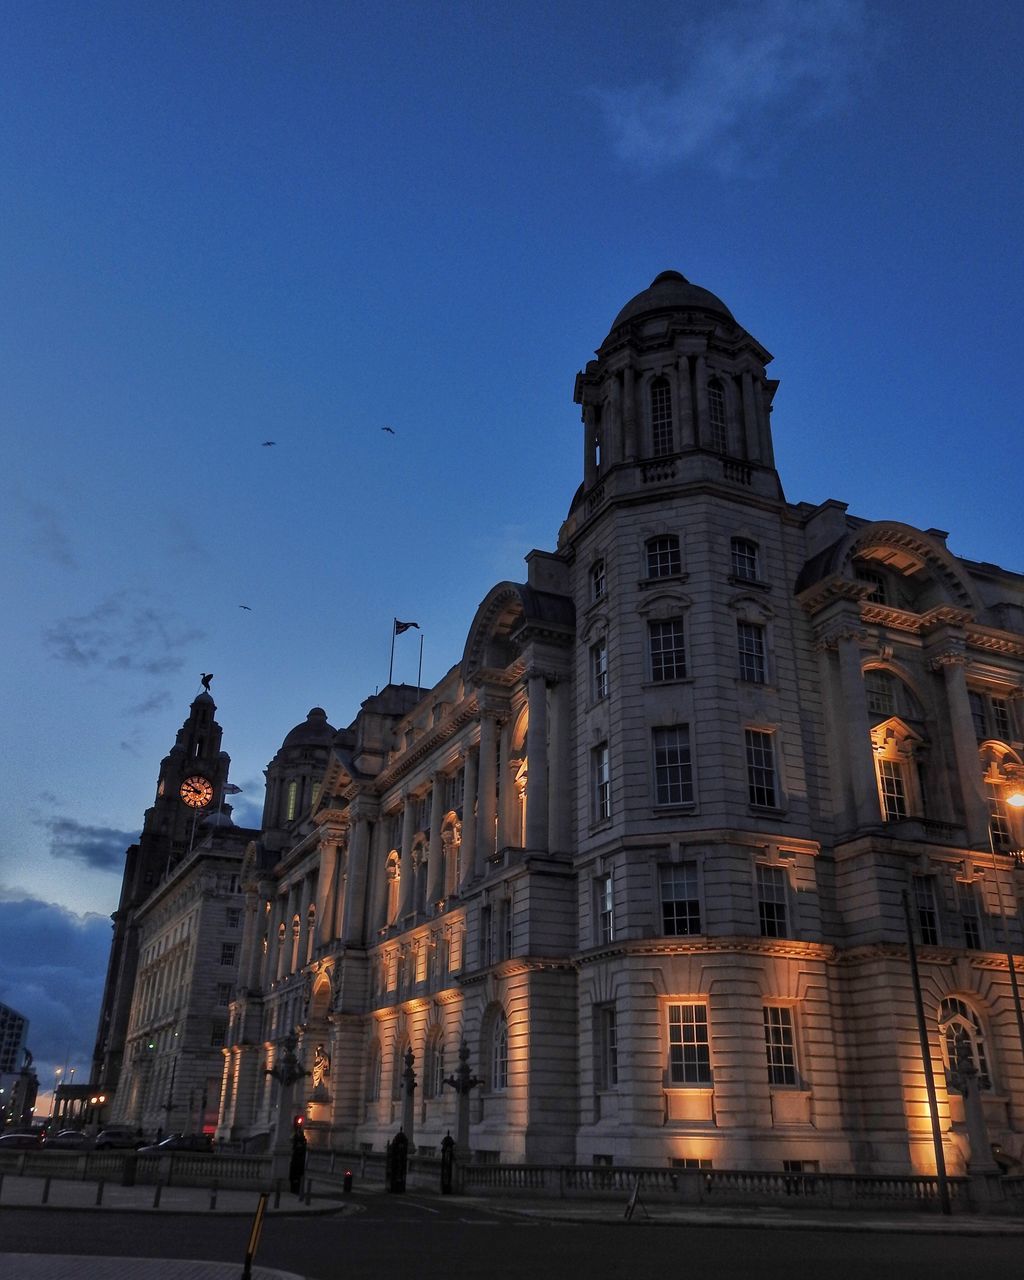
(262, 708, 337, 840)
(570, 269, 780, 510)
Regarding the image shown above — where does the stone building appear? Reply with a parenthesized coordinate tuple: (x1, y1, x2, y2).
(208, 271, 1023, 1172)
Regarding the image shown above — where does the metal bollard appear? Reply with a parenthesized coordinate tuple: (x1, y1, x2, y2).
(209, 1181, 218, 1210)
(343, 1170, 353, 1194)
(153, 1182, 163, 1208)
(95, 1180, 105, 1206)
(42, 1176, 52, 1205)
(273, 1180, 281, 1210)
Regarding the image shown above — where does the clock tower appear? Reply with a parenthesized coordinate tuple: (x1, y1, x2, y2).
(90, 690, 232, 1093)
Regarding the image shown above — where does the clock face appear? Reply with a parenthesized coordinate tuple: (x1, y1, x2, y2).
(180, 775, 214, 809)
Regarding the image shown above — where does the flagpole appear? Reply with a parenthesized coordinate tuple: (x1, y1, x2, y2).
(417, 634, 424, 692)
(388, 619, 397, 686)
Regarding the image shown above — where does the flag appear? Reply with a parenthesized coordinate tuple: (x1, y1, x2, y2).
(394, 619, 420, 634)
(223, 783, 243, 795)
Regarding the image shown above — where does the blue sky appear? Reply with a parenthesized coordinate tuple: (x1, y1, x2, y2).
(2, 1, 1022, 1102)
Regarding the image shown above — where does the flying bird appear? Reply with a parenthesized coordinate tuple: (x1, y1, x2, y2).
(261, 440, 276, 447)
(382, 426, 395, 435)
(239, 605, 252, 611)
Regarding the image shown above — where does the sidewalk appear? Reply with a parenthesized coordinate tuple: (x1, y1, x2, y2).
(0, 1174, 346, 1216)
(0, 1259, 302, 1280)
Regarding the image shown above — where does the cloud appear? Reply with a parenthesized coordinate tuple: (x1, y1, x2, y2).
(595, 0, 871, 171)
(0, 891, 111, 1093)
(25, 501, 78, 569)
(124, 690, 173, 718)
(44, 591, 205, 676)
(35, 816, 138, 872)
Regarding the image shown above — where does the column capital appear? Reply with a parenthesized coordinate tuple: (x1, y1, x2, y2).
(813, 622, 869, 653)
(929, 646, 968, 671)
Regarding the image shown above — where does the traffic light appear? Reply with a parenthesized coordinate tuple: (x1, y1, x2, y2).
(293, 1113, 304, 1130)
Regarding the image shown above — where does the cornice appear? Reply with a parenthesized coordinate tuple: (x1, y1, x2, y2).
(373, 693, 481, 793)
(576, 936, 835, 965)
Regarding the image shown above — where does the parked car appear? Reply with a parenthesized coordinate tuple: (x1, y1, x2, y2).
(0, 1131, 43, 1149)
(95, 1126, 144, 1150)
(137, 1132, 214, 1155)
(45, 1129, 93, 1150)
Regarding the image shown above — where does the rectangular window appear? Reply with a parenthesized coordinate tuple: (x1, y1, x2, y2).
(958, 880, 982, 950)
(653, 726, 693, 806)
(865, 670, 896, 718)
(651, 381, 674, 456)
(737, 621, 767, 684)
(219, 943, 237, 966)
(855, 567, 886, 604)
(226, 908, 241, 930)
(914, 876, 940, 945)
(763, 1006, 798, 1086)
(660, 862, 701, 936)
(993, 698, 1012, 742)
(667, 1003, 711, 1085)
(210, 1025, 226, 1048)
(707, 383, 727, 452)
(479, 905, 493, 968)
(649, 619, 687, 682)
(595, 872, 614, 944)
(989, 784, 1012, 849)
(745, 729, 777, 807)
(878, 758, 908, 821)
(591, 559, 606, 601)
(757, 863, 789, 938)
(645, 535, 681, 579)
(730, 538, 759, 581)
(592, 744, 611, 822)
(591, 639, 609, 701)
(216, 982, 233, 1007)
(969, 691, 987, 739)
(597, 1005, 618, 1089)
(499, 895, 512, 960)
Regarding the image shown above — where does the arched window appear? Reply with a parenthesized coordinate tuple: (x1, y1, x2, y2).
(424, 1029, 445, 1099)
(366, 1041, 382, 1101)
(707, 379, 727, 452)
(490, 1009, 509, 1091)
(285, 779, 299, 823)
(650, 377, 674, 456)
(939, 997, 991, 1090)
(645, 534, 681, 579)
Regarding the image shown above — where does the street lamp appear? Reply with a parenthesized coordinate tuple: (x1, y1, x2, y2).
(987, 789, 1024, 1063)
(48, 1067, 62, 1123)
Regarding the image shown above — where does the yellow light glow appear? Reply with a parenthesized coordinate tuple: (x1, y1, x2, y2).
(1005, 792, 1024, 808)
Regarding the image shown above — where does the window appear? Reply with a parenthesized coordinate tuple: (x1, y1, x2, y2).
(285, 779, 298, 822)
(763, 1007, 798, 1086)
(707, 380, 727, 452)
(653, 726, 693, 806)
(210, 1024, 226, 1048)
(499, 894, 513, 960)
(660, 862, 701, 936)
(591, 559, 606, 601)
(914, 876, 940, 945)
(595, 873, 614, 944)
(650, 378, 674, 456)
(745, 730, 777, 807)
(597, 1005, 618, 1088)
(219, 943, 237, 966)
(491, 1010, 509, 1091)
(737, 621, 767, 684)
(969, 691, 987, 739)
(730, 537, 759, 581)
(958, 880, 982, 950)
(216, 982, 233, 1007)
(667, 1003, 711, 1085)
(479, 905, 493, 968)
(591, 639, 609, 701)
(645, 535, 681, 579)
(425, 1033, 445, 1099)
(757, 864, 789, 938)
(226, 908, 242, 929)
(971, 690, 1014, 742)
(366, 1042, 382, 1101)
(878, 758, 908, 821)
(855, 564, 886, 604)
(939, 997, 990, 1089)
(592, 743, 611, 822)
(865, 670, 896, 718)
(649, 619, 687, 682)
(988, 782, 1012, 849)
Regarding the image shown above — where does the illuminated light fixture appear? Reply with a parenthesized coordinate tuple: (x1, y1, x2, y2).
(1005, 791, 1024, 808)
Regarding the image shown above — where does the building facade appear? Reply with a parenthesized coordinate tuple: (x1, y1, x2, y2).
(119, 271, 1024, 1173)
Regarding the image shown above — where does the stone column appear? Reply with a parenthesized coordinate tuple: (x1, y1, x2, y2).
(315, 835, 339, 948)
(676, 354, 693, 448)
(460, 746, 478, 889)
(241, 889, 262, 992)
(741, 369, 759, 461)
(475, 716, 498, 878)
(427, 773, 445, 909)
(275, 893, 290, 981)
(834, 626, 881, 829)
(370, 816, 393, 932)
(694, 353, 709, 447)
(931, 645, 990, 846)
(343, 814, 372, 944)
(547, 674, 571, 854)
(497, 718, 515, 850)
(607, 373, 622, 461)
(583, 404, 598, 488)
(622, 365, 636, 459)
(525, 670, 549, 851)
(397, 795, 416, 920)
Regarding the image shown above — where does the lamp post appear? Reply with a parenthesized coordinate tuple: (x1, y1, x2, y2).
(48, 1066, 61, 1123)
(992, 791, 1024, 1062)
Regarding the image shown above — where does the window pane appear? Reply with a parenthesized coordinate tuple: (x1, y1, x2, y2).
(757, 863, 788, 938)
(731, 538, 759, 581)
(865, 670, 896, 718)
(591, 640, 609, 700)
(745, 730, 777, 807)
(598, 1006, 618, 1088)
(649, 619, 687, 681)
(660, 863, 701, 935)
(737, 622, 766, 684)
(878, 758, 907, 820)
(763, 1006, 797, 1086)
(591, 559, 606, 600)
(651, 379, 674, 456)
(707, 382, 727, 452)
(592, 744, 611, 821)
(653, 726, 693, 805)
(646, 536, 681, 578)
(668, 1003, 711, 1084)
(596, 873, 614, 944)
(914, 877, 939, 945)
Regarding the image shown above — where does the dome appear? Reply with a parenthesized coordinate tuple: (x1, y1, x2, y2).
(281, 707, 337, 749)
(606, 270, 735, 337)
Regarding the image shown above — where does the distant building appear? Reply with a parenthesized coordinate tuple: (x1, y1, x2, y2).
(0, 1002, 30, 1116)
(111, 272, 1024, 1172)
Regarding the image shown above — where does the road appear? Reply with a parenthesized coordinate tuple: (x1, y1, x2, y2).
(1, 1191, 1021, 1279)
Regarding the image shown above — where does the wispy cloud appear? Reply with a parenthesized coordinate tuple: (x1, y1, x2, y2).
(595, 0, 870, 172)
(35, 816, 138, 871)
(124, 689, 173, 718)
(25, 500, 78, 569)
(44, 591, 205, 675)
